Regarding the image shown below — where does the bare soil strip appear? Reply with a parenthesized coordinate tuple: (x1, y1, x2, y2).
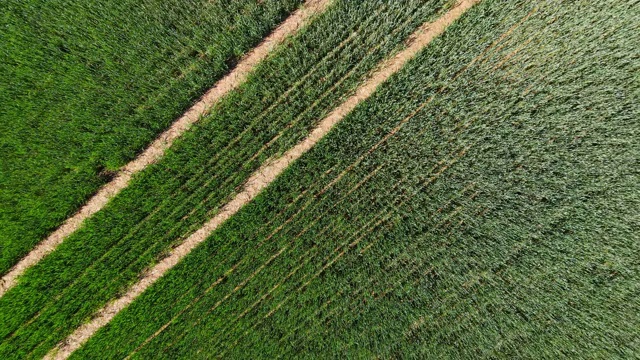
(0, 0, 331, 297)
(44, 1, 479, 358)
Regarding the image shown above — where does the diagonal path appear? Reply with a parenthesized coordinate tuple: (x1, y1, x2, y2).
(0, 0, 332, 297)
(44, 1, 480, 358)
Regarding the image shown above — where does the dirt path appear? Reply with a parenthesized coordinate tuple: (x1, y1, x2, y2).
(0, 0, 332, 298)
(44, 1, 480, 358)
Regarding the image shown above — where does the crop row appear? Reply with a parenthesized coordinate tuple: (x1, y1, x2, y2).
(74, 0, 640, 358)
(0, 1, 453, 358)
(0, 0, 304, 274)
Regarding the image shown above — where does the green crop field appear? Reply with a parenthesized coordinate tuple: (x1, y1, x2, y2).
(0, 0, 303, 274)
(1, 0, 638, 359)
(0, 1, 454, 358)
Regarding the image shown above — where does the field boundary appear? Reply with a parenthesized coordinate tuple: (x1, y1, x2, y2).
(0, 0, 332, 297)
(43, 1, 480, 358)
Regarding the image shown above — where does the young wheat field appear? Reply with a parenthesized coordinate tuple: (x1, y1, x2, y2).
(1, 0, 638, 359)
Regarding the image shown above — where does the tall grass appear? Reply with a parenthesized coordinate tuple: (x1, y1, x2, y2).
(73, 0, 639, 358)
(0, 0, 302, 274)
(0, 1, 453, 358)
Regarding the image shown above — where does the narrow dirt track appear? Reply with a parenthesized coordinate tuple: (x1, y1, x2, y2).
(0, 0, 332, 298)
(44, 1, 479, 358)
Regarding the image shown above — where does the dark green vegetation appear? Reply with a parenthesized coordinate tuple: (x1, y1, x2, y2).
(0, 1, 455, 358)
(0, 0, 303, 273)
(71, 0, 638, 358)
